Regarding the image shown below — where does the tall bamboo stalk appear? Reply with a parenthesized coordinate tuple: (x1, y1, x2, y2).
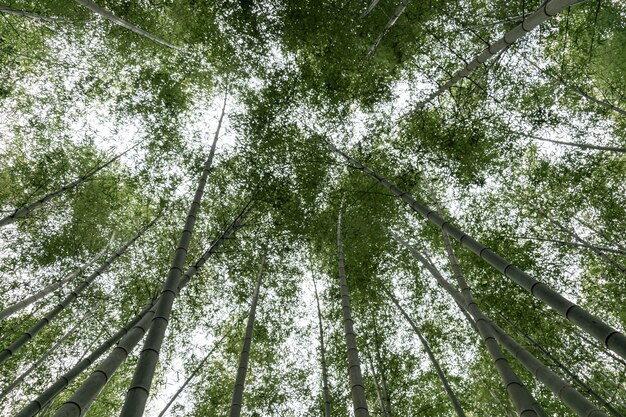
(53, 201, 250, 417)
(391, 233, 544, 417)
(313, 277, 332, 417)
(74, 0, 181, 51)
(511, 235, 626, 255)
(119, 94, 227, 417)
(413, 0, 585, 110)
(229, 254, 266, 417)
(327, 142, 626, 360)
(0, 234, 114, 321)
(14, 301, 154, 417)
(428, 186, 610, 417)
(384, 287, 466, 417)
(361, 0, 381, 17)
(555, 222, 626, 277)
(0, 143, 138, 227)
(364, 355, 386, 415)
(521, 54, 626, 116)
(0, 213, 160, 365)
(337, 211, 370, 417)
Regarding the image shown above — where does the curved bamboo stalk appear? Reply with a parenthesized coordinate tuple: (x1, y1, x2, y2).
(229, 254, 266, 417)
(119, 93, 227, 417)
(385, 287, 466, 417)
(0, 213, 160, 365)
(338, 211, 370, 417)
(413, 0, 585, 110)
(327, 142, 626, 360)
(13, 301, 154, 417)
(74, 0, 181, 51)
(0, 234, 114, 321)
(0, 143, 139, 227)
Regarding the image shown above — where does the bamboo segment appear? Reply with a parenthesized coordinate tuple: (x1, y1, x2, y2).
(391, 233, 542, 417)
(54, 202, 250, 417)
(313, 278, 332, 417)
(384, 287, 466, 417)
(74, 0, 181, 51)
(338, 212, 370, 417)
(413, 0, 585, 110)
(0, 322, 80, 402)
(0, 235, 113, 321)
(229, 254, 266, 417)
(367, 0, 412, 56)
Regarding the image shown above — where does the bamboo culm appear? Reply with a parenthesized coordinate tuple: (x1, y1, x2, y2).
(521, 54, 626, 117)
(119, 94, 227, 417)
(0, 321, 80, 402)
(367, 0, 412, 57)
(14, 301, 154, 417)
(428, 185, 610, 417)
(229, 254, 266, 417)
(361, 0, 381, 17)
(413, 0, 584, 110)
(0, 235, 113, 321)
(0, 6, 72, 22)
(313, 278, 332, 417)
(365, 356, 386, 415)
(384, 287, 467, 417)
(337, 212, 370, 417)
(74, 0, 181, 51)
(486, 303, 624, 417)
(512, 235, 626, 256)
(0, 143, 138, 228)
(327, 142, 626, 360)
(391, 233, 544, 417)
(0, 213, 160, 366)
(372, 325, 392, 417)
(55, 201, 250, 417)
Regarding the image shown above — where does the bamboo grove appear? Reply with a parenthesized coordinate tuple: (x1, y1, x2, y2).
(0, 0, 624, 416)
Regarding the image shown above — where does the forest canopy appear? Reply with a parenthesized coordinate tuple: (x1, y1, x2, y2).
(0, 1, 625, 416)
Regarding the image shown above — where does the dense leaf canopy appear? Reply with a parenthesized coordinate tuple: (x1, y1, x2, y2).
(0, 0, 624, 416)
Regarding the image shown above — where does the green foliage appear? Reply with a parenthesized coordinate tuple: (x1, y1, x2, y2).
(0, 1, 625, 416)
